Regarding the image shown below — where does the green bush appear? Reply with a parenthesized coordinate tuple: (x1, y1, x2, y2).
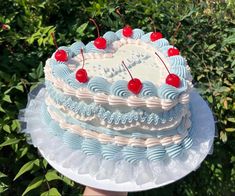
(0, 0, 234, 195)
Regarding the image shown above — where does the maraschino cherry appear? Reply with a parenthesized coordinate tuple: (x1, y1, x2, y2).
(51, 32, 68, 62)
(89, 18, 106, 49)
(115, 7, 133, 38)
(150, 32, 163, 42)
(168, 48, 180, 56)
(76, 49, 88, 83)
(148, 17, 163, 41)
(123, 25, 133, 37)
(122, 61, 142, 94)
(155, 52, 180, 88)
(168, 22, 182, 57)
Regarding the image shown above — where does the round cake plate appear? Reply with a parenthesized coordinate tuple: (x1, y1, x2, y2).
(20, 85, 215, 192)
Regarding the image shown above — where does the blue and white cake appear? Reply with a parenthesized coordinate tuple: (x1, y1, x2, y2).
(43, 27, 193, 164)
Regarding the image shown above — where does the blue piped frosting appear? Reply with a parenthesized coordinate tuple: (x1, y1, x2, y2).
(46, 82, 185, 133)
(69, 41, 85, 56)
(140, 81, 158, 97)
(88, 77, 110, 93)
(103, 31, 119, 45)
(151, 38, 169, 48)
(111, 80, 131, 97)
(41, 104, 193, 164)
(51, 63, 71, 78)
(85, 41, 105, 53)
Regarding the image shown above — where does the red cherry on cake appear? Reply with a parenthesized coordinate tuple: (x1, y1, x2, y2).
(89, 18, 107, 49)
(76, 68, 88, 83)
(155, 52, 181, 88)
(55, 50, 68, 62)
(150, 32, 163, 41)
(122, 61, 142, 94)
(168, 48, 180, 56)
(166, 74, 181, 88)
(94, 37, 107, 49)
(123, 25, 133, 37)
(75, 49, 89, 83)
(128, 78, 142, 94)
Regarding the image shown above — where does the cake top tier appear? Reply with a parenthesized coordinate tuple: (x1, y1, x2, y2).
(47, 28, 192, 100)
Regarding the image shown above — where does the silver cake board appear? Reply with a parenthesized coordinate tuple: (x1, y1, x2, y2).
(19, 84, 215, 192)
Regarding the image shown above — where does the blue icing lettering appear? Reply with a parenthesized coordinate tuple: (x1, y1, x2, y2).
(69, 41, 85, 56)
(140, 81, 157, 97)
(140, 32, 152, 42)
(111, 80, 131, 97)
(87, 77, 110, 93)
(51, 63, 71, 79)
(151, 38, 169, 48)
(132, 29, 145, 39)
(103, 31, 119, 45)
(85, 41, 105, 53)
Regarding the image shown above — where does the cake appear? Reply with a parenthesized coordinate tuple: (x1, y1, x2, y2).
(42, 26, 193, 164)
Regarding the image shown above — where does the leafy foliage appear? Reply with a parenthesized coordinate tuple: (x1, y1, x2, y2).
(0, 0, 234, 195)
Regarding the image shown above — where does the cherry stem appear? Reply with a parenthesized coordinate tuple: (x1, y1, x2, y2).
(122, 61, 133, 80)
(172, 22, 182, 46)
(89, 18, 100, 37)
(148, 17, 156, 32)
(50, 32, 58, 49)
(155, 52, 170, 74)
(115, 7, 125, 25)
(80, 49, 85, 69)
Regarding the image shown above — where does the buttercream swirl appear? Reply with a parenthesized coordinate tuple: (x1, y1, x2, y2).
(140, 32, 152, 42)
(65, 73, 85, 89)
(151, 38, 169, 48)
(132, 29, 145, 40)
(169, 55, 186, 66)
(146, 146, 166, 161)
(111, 80, 131, 97)
(85, 41, 105, 53)
(51, 63, 71, 78)
(69, 41, 85, 56)
(103, 31, 119, 45)
(170, 65, 190, 79)
(87, 77, 110, 93)
(81, 139, 101, 155)
(63, 131, 82, 149)
(101, 144, 122, 160)
(140, 81, 158, 97)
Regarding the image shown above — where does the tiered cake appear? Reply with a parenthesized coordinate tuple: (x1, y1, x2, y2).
(42, 27, 193, 164)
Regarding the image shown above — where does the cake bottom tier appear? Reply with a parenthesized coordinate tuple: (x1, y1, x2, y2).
(41, 103, 193, 164)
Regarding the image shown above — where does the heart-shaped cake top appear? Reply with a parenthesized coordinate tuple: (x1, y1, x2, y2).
(47, 28, 192, 100)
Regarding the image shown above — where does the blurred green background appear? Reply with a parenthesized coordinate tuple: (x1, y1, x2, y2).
(0, 0, 235, 195)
